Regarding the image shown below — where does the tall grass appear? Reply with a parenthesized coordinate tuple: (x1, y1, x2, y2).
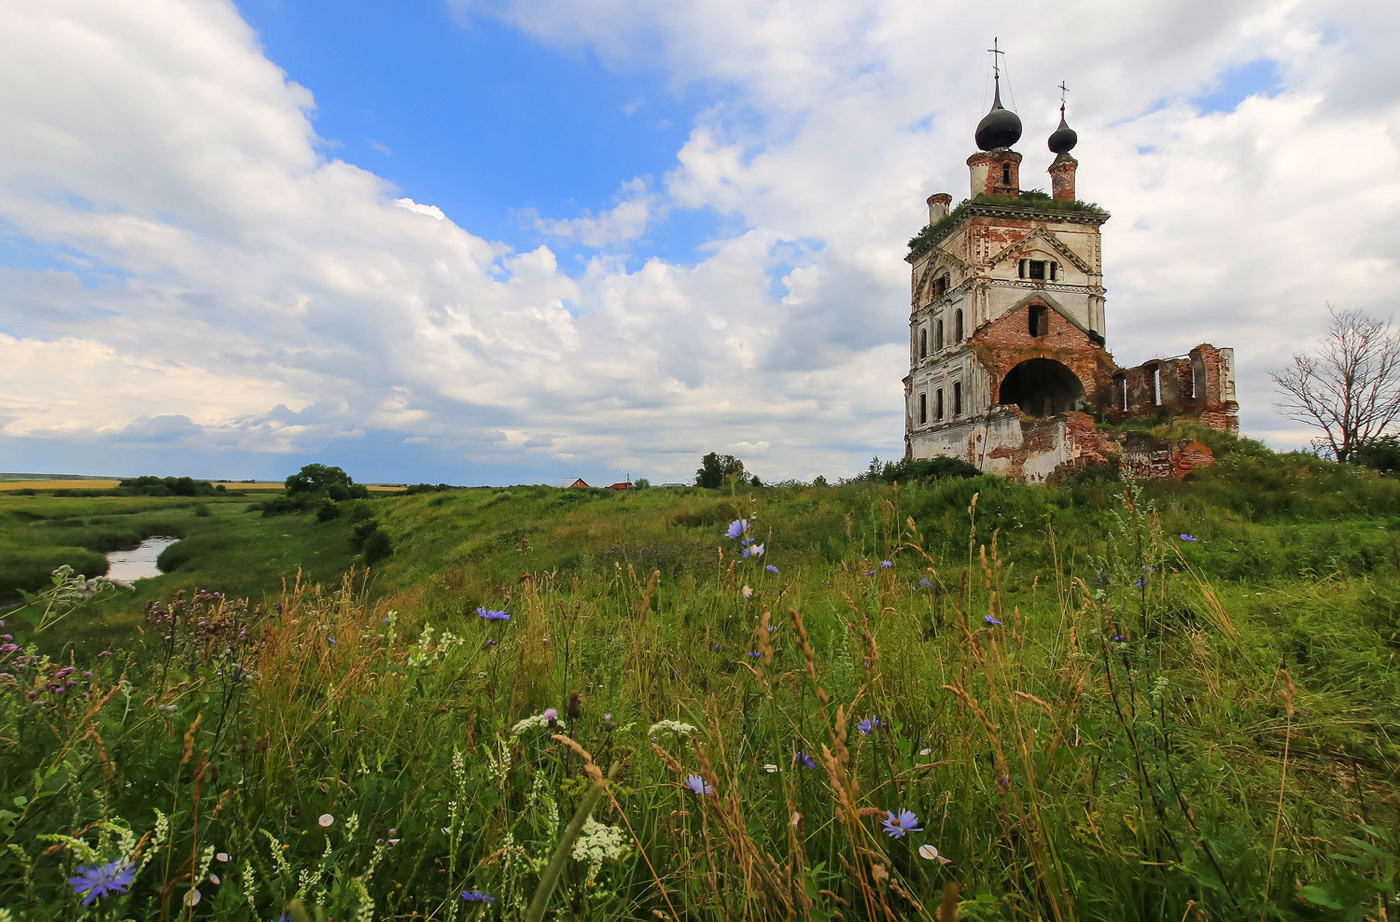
(2, 480, 1396, 920)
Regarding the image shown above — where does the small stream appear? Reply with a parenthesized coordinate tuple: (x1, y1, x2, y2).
(106, 536, 180, 582)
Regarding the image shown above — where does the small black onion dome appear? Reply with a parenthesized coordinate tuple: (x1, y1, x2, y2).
(1048, 111, 1077, 155)
(975, 81, 1022, 151)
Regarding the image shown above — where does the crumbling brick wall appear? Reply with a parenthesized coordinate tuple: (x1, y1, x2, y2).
(1104, 344, 1238, 434)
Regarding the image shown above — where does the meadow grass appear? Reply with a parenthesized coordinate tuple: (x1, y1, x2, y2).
(0, 453, 1397, 920)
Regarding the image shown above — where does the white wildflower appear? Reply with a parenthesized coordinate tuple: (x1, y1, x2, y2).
(647, 719, 698, 737)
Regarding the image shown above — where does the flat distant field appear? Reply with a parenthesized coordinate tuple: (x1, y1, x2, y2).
(0, 479, 403, 492)
(0, 479, 120, 491)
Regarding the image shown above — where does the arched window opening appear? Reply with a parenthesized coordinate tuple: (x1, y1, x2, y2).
(1148, 365, 1161, 406)
(918, 328, 927, 358)
(953, 381, 963, 416)
(936, 388, 944, 420)
(936, 320, 944, 350)
(1114, 374, 1127, 412)
(954, 309, 964, 341)
(999, 359, 1086, 417)
(1029, 304, 1049, 337)
(918, 393, 927, 424)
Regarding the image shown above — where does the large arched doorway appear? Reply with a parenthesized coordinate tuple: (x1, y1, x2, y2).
(999, 358, 1086, 417)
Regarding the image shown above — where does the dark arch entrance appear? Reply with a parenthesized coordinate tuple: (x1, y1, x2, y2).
(999, 358, 1085, 417)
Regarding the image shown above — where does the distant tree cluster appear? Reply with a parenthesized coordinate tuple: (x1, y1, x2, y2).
(403, 483, 456, 495)
(117, 475, 223, 497)
(695, 453, 762, 488)
(261, 463, 369, 517)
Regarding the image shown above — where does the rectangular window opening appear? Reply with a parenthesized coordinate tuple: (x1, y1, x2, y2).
(953, 381, 963, 416)
(936, 388, 944, 420)
(919, 393, 927, 424)
(1150, 366, 1161, 406)
(1028, 260, 1046, 281)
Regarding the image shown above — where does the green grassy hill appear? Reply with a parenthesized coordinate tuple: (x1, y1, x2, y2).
(1, 442, 1397, 920)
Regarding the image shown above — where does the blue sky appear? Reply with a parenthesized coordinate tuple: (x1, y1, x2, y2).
(1, 1, 1398, 485)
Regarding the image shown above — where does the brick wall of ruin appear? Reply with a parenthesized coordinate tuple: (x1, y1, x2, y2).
(1104, 344, 1238, 434)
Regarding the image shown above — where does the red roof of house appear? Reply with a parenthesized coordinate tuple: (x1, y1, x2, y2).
(605, 481, 632, 490)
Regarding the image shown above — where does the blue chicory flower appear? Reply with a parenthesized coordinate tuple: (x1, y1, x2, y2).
(477, 607, 510, 621)
(1179, 534, 1198, 542)
(795, 750, 816, 769)
(765, 564, 779, 574)
(857, 716, 884, 736)
(68, 858, 135, 907)
(984, 615, 1004, 626)
(726, 519, 749, 540)
(881, 809, 923, 839)
(919, 577, 933, 588)
(685, 773, 712, 795)
(880, 560, 893, 568)
(461, 889, 495, 902)
(744, 543, 765, 559)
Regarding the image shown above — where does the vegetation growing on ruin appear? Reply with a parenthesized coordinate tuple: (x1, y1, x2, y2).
(1, 449, 1398, 919)
(908, 191, 1109, 260)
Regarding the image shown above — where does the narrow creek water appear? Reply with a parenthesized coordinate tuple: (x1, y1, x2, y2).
(105, 536, 179, 582)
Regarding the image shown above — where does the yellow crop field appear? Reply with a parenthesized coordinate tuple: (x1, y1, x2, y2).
(0, 479, 120, 491)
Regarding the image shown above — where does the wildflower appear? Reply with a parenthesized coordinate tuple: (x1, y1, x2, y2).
(650, 719, 697, 737)
(795, 750, 816, 769)
(477, 606, 510, 621)
(725, 519, 749, 540)
(919, 577, 933, 588)
(919, 844, 952, 864)
(461, 889, 495, 902)
(68, 858, 135, 906)
(741, 585, 754, 600)
(744, 543, 765, 559)
(603, 712, 615, 731)
(881, 559, 893, 568)
(856, 716, 884, 736)
(319, 814, 335, 828)
(1179, 534, 1198, 542)
(984, 615, 1004, 626)
(327, 637, 336, 644)
(748, 650, 761, 658)
(765, 564, 779, 574)
(1134, 577, 1147, 588)
(881, 809, 923, 839)
(685, 773, 712, 796)
(1113, 634, 1127, 642)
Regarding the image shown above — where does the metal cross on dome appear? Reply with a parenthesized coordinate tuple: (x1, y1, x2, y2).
(1058, 80, 1069, 115)
(987, 37, 1005, 78)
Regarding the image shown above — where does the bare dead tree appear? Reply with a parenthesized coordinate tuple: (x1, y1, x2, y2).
(1272, 305, 1400, 462)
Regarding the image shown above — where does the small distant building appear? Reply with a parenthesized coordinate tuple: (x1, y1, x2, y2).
(903, 65, 1237, 482)
(605, 481, 633, 491)
(554, 478, 590, 489)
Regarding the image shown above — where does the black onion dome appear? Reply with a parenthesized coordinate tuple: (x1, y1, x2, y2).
(975, 81, 1022, 151)
(1048, 110, 1078, 155)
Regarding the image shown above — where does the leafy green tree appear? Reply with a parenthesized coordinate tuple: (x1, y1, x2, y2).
(695, 452, 746, 488)
(284, 464, 369, 502)
(1353, 435, 1400, 473)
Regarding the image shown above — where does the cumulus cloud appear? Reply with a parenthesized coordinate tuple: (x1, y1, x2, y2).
(2, 0, 1398, 484)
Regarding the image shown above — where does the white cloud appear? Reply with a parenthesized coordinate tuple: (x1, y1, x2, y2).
(2, 0, 1398, 483)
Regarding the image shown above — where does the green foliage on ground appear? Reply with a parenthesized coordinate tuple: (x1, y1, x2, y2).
(1, 446, 1398, 919)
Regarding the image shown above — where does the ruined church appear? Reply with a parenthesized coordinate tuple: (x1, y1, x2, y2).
(904, 72, 1237, 481)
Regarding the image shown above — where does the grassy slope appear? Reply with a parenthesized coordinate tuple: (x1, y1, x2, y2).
(2, 447, 1398, 919)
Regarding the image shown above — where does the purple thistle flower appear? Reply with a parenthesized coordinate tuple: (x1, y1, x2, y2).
(795, 750, 816, 769)
(765, 564, 779, 574)
(542, 707, 559, 722)
(461, 889, 495, 903)
(984, 615, 1004, 626)
(68, 858, 135, 906)
(685, 773, 712, 795)
(1179, 534, 1199, 542)
(880, 560, 893, 568)
(881, 809, 923, 839)
(725, 519, 749, 540)
(476, 607, 510, 621)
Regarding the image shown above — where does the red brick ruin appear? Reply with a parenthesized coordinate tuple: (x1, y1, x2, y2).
(902, 72, 1237, 482)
